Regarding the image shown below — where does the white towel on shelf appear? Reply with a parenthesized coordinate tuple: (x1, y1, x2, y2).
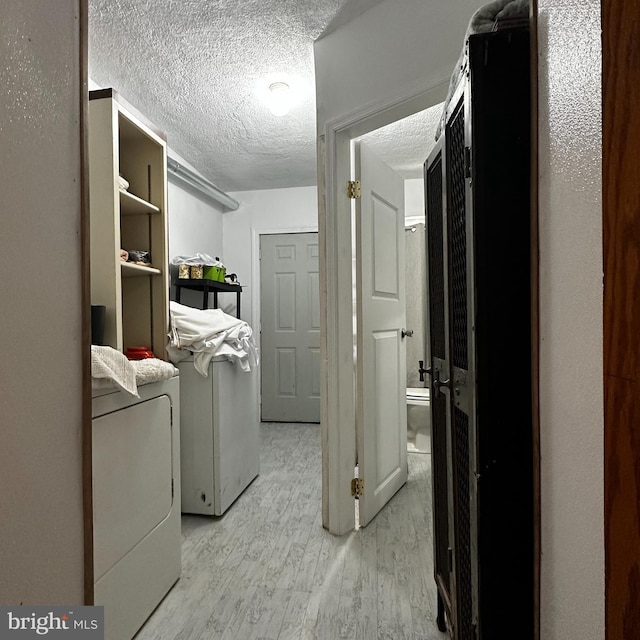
(167, 301, 260, 376)
(91, 345, 139, 397)
(91, 346, 179, 395)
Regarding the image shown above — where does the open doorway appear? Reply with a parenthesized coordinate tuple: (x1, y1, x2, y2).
(322, 90, 447, 533)
(356, 103, 443, 456)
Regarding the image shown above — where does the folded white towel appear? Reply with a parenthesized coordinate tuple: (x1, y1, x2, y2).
(91, 345, 139, 397)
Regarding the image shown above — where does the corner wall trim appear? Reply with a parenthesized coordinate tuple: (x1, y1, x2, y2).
(167, 157, 239, 212)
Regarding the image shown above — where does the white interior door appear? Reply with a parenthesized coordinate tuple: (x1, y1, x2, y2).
(260, 232, 321, 422)
(355, 141, 407, 527)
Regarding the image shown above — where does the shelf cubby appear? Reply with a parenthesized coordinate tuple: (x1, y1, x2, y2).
(89, 88, 169, 358)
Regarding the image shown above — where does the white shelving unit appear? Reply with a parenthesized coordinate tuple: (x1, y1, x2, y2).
(89, 88, 169, 359)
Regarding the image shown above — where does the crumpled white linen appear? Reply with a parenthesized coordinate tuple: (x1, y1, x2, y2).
(167, 301, 260, 377)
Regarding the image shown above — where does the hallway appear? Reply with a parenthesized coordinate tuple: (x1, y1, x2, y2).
(135, 423, 443, 639)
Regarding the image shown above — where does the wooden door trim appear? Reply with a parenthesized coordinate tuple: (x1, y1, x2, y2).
(79, 0, 94, 605)
(603, 0, 640, 637)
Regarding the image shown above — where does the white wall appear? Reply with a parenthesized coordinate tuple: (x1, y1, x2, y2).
(537, 1, 604, 638)
(314, 0, 486, 131)
(223, 186, 318, 327)
(168, 179, 224, 258)
(0, 0, 85, 604)
(166, 150, 226, 307)
(405, 178, 425, 221)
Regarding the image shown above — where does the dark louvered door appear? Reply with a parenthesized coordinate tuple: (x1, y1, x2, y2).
(426, 89, 479, 639)
(424, 136, 453, 633)
(426, 26, 533, 640)
(445, 92, 478, 640)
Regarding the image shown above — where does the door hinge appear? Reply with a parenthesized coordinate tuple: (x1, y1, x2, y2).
(351, 477, 364, 498)
(171, 479, 174, 499)
(464, 147, 472, 179)
(347, 180, 361, 199)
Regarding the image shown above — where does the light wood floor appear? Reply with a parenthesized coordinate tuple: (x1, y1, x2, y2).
(135, 423, 445, 640)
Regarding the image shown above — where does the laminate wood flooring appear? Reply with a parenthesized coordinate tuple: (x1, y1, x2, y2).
(135, 423, 445, 640)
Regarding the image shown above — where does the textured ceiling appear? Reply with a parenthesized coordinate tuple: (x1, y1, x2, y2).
(88, 0, 400, 193)
(359, 103, 444, 180)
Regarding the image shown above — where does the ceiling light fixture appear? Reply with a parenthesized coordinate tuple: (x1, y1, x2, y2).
(267, 81, 292, 116)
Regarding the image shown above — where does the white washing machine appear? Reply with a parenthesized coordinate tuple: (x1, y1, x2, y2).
(178, 356, 260, 516)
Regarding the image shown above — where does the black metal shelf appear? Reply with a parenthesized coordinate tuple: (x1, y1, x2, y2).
(174, 278, 242, 318)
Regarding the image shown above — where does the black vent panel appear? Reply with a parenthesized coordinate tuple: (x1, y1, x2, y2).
(427, 154, 446, 360)
(446, 104, 469, 371)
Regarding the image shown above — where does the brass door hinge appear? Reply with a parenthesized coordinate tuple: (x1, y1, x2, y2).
(347, 180, 361, 199)
(351, 477, 364, 498)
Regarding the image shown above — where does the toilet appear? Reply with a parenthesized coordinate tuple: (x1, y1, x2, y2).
(406, 387, 431, 453)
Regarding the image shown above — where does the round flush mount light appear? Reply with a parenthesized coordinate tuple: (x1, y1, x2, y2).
(267, 81, 292, 116)
(256, 75, 310, 116)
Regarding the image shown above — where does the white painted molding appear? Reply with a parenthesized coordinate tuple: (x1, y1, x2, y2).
(323, 77, 449, 140)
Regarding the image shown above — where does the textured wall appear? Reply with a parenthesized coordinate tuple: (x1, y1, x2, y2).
(0, 0, 85, 604)
(538, 1, 604, 638)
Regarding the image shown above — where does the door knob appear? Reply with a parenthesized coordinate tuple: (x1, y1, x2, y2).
(401, 329, 414, 338)
(433, 370, 451, 399)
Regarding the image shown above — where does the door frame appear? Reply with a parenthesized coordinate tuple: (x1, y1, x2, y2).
(319, 79, 448, 535)
(251, 225, 318, 419)
(602, 0, 640, 637)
